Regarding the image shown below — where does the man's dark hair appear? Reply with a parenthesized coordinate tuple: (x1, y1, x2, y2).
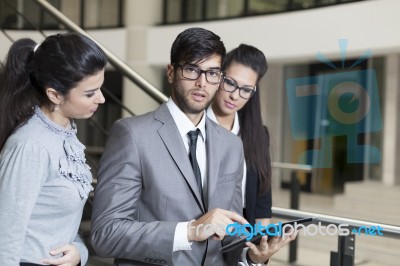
(170, 27, 226, 66)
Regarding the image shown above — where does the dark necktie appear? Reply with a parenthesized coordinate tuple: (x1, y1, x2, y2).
(187, 129, 203, 199)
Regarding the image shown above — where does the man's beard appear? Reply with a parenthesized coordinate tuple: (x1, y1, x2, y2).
(172, 83, 214, 114)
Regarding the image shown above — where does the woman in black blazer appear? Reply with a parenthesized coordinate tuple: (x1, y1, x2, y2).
(207, 44, 297, 264)
(207, 43, 272, 226)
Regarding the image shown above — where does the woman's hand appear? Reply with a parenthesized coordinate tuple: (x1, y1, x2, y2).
(41, 244, 80, 266)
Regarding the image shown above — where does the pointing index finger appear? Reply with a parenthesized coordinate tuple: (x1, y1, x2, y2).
(223, 210, 249, 225)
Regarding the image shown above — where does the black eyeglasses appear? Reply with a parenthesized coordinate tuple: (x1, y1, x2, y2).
(221, 77, 256, 99)
(173, 64, 223, 85)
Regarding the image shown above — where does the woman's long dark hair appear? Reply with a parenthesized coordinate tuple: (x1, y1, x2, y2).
(0, 32, 107, 150)
(223, 44, 271, 195)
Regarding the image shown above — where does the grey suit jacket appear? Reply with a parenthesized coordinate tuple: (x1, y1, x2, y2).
(91, 103, 244, 266)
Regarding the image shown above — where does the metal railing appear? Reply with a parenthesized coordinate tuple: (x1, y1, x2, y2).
(272, 207, 400, 266)
(272, 162, 312, 263)
(272, 207, 400, 239)
(1, 0, 163, 147)
(33, 0, 168, 104)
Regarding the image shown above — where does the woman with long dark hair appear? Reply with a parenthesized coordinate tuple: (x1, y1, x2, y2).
(208, 44, 294, 264)
(208, 43, 271, 225)
(0, 32, 107, 266)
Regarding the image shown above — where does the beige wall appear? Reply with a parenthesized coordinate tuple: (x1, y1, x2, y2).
(122, 0, 164, 116)
(146, 0, 400, 65)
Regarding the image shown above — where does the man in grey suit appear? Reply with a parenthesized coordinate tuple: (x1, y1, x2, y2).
(91, 27, 275, 266)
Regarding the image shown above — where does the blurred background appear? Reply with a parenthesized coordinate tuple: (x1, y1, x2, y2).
(1, 0, 399, 265)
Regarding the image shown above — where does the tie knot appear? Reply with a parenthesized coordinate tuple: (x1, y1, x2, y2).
(188, 129, 200, 146)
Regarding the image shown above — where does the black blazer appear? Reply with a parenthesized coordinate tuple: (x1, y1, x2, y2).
(244, 166, 272, 225)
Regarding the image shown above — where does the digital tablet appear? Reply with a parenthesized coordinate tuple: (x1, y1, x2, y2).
(220, 217, 316, 253)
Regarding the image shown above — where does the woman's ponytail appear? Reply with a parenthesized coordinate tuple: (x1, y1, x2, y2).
(0, 39, 39, 150)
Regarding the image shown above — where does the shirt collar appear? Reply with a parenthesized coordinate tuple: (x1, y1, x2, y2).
(166, 98, 206, 142)
(206, 105, 240, 135)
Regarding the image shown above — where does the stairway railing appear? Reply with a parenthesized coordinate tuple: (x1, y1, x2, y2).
(272, 207, 400, 266)
(1, 0, 139, 136)
(33, 0, 168, 104)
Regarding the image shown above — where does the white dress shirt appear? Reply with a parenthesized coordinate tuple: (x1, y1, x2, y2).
(166, 98, 207, 252)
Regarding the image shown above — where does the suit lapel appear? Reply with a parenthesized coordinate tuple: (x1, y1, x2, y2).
(155, 104, 205, 213)
(205, 118, 221, 210)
